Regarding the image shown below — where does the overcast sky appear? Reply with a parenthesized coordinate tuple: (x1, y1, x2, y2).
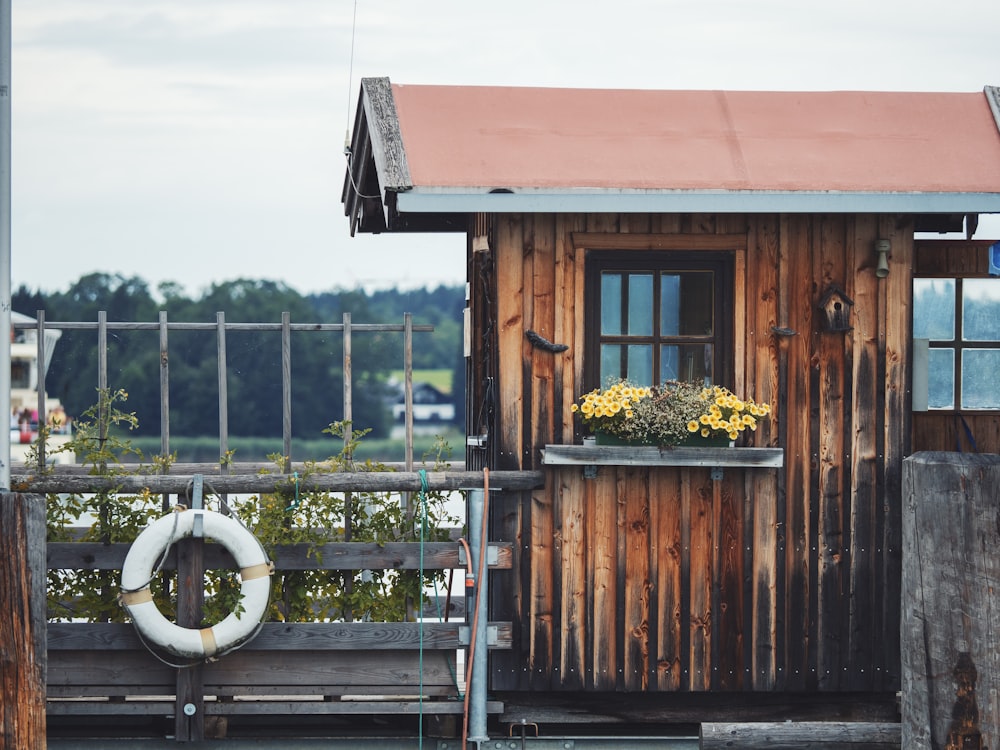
(10, 0, 1000, 299)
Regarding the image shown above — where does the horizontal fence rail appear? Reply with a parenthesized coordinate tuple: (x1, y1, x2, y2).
(14, 469, 544, 495)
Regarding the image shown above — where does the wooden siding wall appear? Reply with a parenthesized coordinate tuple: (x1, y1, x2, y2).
(912, 240, 1000, 455)
(483, 212, 909, 694)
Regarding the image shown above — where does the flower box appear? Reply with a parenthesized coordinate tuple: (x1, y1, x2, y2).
(572, 380, 771, 448)
(594, 430, 733, 447)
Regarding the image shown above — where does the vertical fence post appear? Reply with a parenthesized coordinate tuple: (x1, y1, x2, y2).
(281, 312, 292, 472)
(902, 452, 1000, 749)
(216, 312, 230, 512)
(404, 312, 414, 472)
(33, 311, 46, 469)
(175, 477, 205, 741)
(0, 493, 47, 749)
(159, 311, 171, 512)
(97, 311, 107, 472)
(342, 312, 354, 621)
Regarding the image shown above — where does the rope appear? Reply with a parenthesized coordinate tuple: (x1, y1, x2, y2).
(119, 506, 182, 596)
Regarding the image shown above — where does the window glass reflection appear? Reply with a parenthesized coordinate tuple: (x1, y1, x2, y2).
(927, 348, 955, 409)
(601, 273, 623, 335)
(962, 279, 1000, 342)
(913, 279, 955, 341)
(961, 349, 1000, 409)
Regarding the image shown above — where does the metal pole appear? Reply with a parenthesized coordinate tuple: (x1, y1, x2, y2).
(0, 0, 12, 490)
(467, 488, 489, 744)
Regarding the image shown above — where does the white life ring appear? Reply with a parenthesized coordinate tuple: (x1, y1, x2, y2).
(120, 509, 273, 660)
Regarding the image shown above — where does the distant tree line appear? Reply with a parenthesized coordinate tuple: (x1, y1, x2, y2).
(13, 274, 466, 439)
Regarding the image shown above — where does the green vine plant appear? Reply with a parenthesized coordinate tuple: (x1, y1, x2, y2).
(229, 420, 461, 623)
(46, 395, 463, 627)
(46, 388, 169, 622)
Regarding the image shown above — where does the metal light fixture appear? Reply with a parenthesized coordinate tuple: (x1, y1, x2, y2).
(875, 239, 891, 278)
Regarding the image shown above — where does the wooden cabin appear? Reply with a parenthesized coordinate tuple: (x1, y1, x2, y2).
(344, 79, 1000, 728)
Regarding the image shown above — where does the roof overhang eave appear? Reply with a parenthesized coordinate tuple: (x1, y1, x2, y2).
(394, 188, 1000, 215)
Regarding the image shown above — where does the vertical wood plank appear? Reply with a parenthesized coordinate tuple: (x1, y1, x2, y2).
(747, 216, 781, 689)
(847, 214, 880, 689)
(716, 473, 744, 690)
(613, 468, 628, 690)
(622, 467, 652, 690)
(879, 215, 910, 691)
(557, 469, 587, 689)
(0, 493, 46, 750)
(496, 215, 525, 470)
(651, 470, 683, 690)
(552, 214, 574, 444)
(688, 471, 714, 690)
(781, 214, 814, 690)
(589, 470, 618, 690)
(529, 214, 557, 465)
(816, 215, 848, 690)
(529, 480, 555, 689)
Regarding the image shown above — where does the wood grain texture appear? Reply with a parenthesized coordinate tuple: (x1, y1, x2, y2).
(902, 453, 1000, 749)
(0, 494, 47, 750)
(487, 212, 909, 702)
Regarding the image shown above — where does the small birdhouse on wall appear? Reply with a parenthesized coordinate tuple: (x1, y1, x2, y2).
(818, 284, 854, 332)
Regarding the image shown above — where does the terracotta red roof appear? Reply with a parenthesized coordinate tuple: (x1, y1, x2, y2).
(343, 79, 1000, 232)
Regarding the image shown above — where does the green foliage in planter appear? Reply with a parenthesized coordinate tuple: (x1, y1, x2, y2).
(46, 389, 462, 626)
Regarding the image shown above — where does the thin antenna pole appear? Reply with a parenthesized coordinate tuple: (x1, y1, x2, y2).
(346, 0, 359, 131)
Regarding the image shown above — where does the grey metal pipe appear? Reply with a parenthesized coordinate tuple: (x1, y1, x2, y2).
(0, 0, 12, 490)
(467, 487, 489, 744)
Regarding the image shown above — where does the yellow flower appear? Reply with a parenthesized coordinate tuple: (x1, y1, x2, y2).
(687, 420, 699, 432)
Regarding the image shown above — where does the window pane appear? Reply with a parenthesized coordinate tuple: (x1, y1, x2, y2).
(962, 279, 1000, 342)
(662, 271, 714, 336)
(626, 345, 653, 386)
(927, 348, 955, 409)
(601, 273, 623, 335)
(913, 279, 955, 341)
(661, 275, 681, 335)
(600, 343, 623, 382)
(661, 344, 713, 383)
(627, 274, 653, 336)
(961, 349, 1000, 409)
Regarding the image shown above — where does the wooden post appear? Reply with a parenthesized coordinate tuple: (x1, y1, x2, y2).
(902, 452, 1000, 749)
(175, 479, 205, 741)
(700, 722, 901, 749)
(0, 493, 47, 749)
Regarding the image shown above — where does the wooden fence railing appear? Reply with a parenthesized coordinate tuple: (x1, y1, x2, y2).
(7, 311, 546, 742)
(29, 467, 543, 741)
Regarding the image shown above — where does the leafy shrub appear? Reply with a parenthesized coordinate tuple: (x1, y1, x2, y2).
(46, 389, 462, 626)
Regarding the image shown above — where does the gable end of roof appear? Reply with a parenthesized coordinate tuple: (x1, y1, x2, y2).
(361, 77, 411, 191)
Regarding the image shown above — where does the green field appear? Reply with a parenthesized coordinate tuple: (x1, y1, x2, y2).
(389, 369, 453, 394)
(124, 430, 463, 466)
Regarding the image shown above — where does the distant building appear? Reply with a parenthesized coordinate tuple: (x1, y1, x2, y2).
(391, 382, 455, 424)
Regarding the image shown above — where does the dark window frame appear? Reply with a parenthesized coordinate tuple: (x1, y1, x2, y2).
(914, 275, 1000, 412)
(584, 250, 734, 391)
